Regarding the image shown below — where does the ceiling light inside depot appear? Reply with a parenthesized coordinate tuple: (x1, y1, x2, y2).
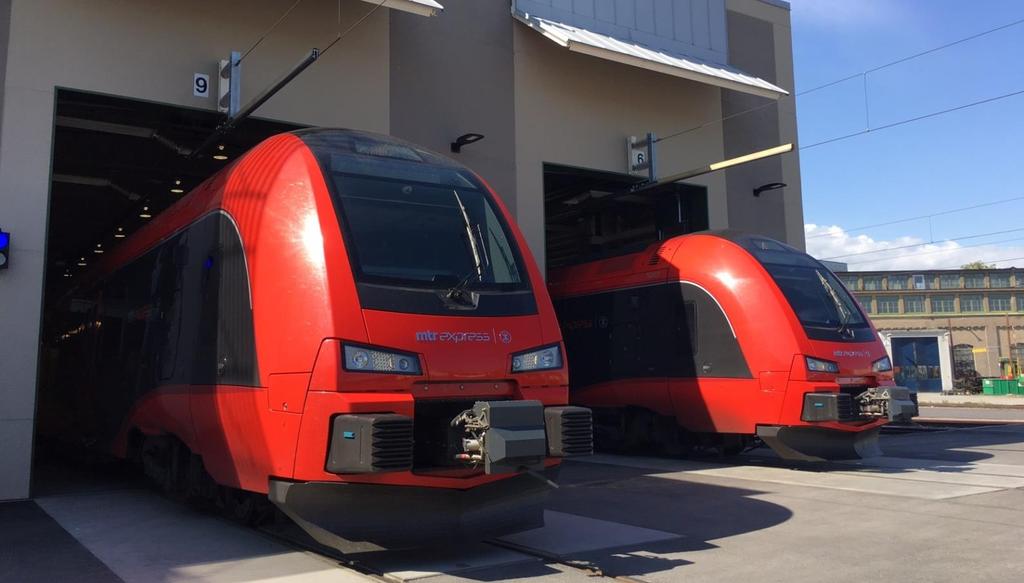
(139, 206, 152, 219)
(93, 243, 104, 254)
(170, 178, 184, 194)
(114, 227, 126, 239)
(213, 145, 228, 160)
(77, 257, 87, 267)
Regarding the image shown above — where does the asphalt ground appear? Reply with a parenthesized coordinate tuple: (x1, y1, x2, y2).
(12, 419, 1024, 583)
(918, 406, 1024, 422)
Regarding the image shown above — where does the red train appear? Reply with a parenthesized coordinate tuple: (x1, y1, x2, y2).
(43, 129, 592, 548)
(547, 231, 916, 461)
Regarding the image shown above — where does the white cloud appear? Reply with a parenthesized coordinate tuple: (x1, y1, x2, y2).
(805, 224, 1024, 271)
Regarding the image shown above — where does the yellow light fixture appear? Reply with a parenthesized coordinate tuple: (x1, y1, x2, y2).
(114, 227, 126, 239)
(629, 142, 795, 195)
(139, 206, 152, 219)
(213, 145, 228, 161)
(709, 143, 793, 172)
(170, 179, 184, 194)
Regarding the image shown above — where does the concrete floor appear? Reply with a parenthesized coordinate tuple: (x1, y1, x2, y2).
(11, 422, 1024, 583)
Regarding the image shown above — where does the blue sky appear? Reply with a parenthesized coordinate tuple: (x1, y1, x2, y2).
(790, 0, 1024, 270)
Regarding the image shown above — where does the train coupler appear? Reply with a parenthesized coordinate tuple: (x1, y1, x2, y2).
(451, 401, 547, 474)
(855, 386, 918, 422)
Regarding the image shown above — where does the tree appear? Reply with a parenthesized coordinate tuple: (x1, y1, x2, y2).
(961, 261, 995, 270)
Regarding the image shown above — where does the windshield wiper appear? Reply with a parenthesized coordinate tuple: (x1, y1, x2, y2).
(445, 189, 486, 303)
(816, 270, 852, 335)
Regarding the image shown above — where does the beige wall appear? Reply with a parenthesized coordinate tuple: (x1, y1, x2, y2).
(389, 0, 518, 213)
(511, 25, 728, 275)
(724, 0, 804, 250)
(0, 0, 392, 500)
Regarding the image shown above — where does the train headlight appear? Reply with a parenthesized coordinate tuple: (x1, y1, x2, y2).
(511, 345, 563, 373)
(343, 343, 422, 375)
(805, 356, 840, 374)
(872, 356, 893, 373)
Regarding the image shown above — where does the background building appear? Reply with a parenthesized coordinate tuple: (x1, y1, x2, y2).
(837, 268, 1024, 391)
(0, 0, 802, 501)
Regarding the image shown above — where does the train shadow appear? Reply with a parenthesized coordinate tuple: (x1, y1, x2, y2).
(449, 460, 792, 581)
(737, 423, 1024, 474)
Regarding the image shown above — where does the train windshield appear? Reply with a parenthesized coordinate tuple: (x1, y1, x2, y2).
(330, 172, 524, 290)
(299, 129, 536, 317)
(744, 237, 873, 342)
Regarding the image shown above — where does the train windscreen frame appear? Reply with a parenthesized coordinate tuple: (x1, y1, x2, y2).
(298, 129, 537, 317)
(731, 234, 873, 343)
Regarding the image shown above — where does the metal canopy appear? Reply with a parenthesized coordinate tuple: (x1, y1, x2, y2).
(513, 12, 787, 100)
(360, 0, 443, 17)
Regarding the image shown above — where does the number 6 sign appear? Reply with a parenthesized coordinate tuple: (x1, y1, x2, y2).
(194, 73, 210, 98)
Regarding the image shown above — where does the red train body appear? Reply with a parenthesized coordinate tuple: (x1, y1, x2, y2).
(547, 231, 917, 461)
(45, 129, 591, 547)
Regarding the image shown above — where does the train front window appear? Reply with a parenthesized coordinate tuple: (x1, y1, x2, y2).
(743, 237, 874, 342)
(330, 174, 524, 290)
(298, 129, 537, 316)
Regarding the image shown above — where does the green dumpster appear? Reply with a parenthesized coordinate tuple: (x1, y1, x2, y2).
(983, 378, 997, 395)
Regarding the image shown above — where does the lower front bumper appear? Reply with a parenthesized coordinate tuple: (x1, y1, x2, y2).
(269, 469, 556, 550)
(757, 425, 882, 462)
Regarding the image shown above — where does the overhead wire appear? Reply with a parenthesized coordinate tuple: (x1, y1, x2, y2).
(240, 0, 307, 62)
(844, 235, 1024, 267)
(799, 87, 1024, 151)
(807, 194, 1024, 240)
(821, 226, 1024, 260)
(656, 15, 1024, 145)
(320, 0, 388, 57)
(74, 0, 389, 275)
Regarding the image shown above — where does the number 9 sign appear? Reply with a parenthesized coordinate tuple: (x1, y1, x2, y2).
(194, 73, 210, 98)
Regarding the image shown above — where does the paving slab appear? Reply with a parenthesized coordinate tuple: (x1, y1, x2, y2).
(351, 543, 535, 582)
(580, 454, 1003, 500)
(842, 454, 1024, 478)
(0, 500, 123, 583)
(498, 510, 682, 557)
(36, 490, 369, 583)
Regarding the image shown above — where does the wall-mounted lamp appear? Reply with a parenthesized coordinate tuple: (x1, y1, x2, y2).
(753, 182, 787, 197)
(451, 133, 485, 153)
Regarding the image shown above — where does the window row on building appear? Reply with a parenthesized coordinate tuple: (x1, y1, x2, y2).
(840, 272, 1020, 292)
(855, 293, 1024, 315)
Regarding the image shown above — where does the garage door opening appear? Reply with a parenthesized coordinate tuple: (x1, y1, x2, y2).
(33, 89, 301, 496)
(543, 163, 709, 271)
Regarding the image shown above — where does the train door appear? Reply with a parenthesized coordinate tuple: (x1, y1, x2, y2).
(891, 336, 943, 392)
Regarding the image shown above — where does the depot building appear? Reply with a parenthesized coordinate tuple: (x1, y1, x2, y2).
(0, 0, 803, 501)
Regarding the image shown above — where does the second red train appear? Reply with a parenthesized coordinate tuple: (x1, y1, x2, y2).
(548, 230, 917, 461)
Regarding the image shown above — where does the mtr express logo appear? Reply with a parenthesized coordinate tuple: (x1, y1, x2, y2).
(416, 330, 513, 344)
(834, 350, 871, 358)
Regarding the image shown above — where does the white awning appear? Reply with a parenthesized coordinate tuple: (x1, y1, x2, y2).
(360, 0, 443, 17)
(513, 12, 787, 99)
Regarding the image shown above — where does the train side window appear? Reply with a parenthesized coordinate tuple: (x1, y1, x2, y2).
(214, 215, 259, 386)
(156, 234, 187, 382)
(681, 300, 698, 355)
